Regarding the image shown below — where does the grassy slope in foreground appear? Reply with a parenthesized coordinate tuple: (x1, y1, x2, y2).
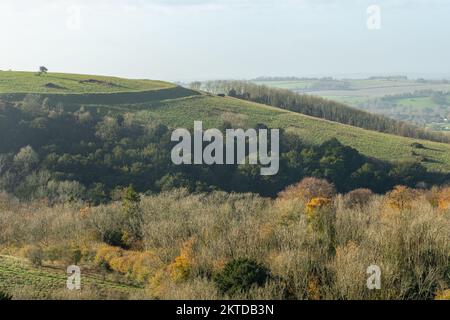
(0, 255, 142, 299)
(0, 71, 174, 94)
(127, 95, 450, 173)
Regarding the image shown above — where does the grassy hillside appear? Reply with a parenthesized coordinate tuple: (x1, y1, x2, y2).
(0, 71, 199, 107)
(0, 255, 143, 299)
(2, 72, 450, 172)
(0, 71, 174, 94)
(107, 95, 450, 173)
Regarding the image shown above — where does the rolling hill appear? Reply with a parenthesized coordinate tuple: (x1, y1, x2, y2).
(135, 95, 450, 173)
(1, 71, 450, 173)
(0, 71, 174, 93)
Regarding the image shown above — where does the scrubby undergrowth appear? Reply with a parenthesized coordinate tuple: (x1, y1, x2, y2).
(1, 180, 450, 300)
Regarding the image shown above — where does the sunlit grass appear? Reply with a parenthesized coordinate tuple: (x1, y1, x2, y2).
(0, 71, 174, 94)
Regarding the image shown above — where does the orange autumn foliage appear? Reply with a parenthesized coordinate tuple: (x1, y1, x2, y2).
(437, 187, 450, 210)
(278, 177, 336, 202)
(305, 197, 332, 220)
(385, 186, 420, 210)
(307, 278, 322, 300)
(79, 206, 90, 219)
(95, 245, 157, 282)
(435, 289, 450, 300)
(168, 237, 196, 282)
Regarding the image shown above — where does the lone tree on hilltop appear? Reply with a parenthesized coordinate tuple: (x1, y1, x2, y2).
(38, 66, 48, 76)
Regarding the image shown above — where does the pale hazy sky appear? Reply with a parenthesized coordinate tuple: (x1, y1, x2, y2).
(1, 0, 449, 81)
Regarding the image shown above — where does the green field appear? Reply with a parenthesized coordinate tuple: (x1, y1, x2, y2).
(254, 78, 450, 101)
(253, 78, 450, 130)
(0, 71, 174, 94)
(0, 255, 143, 299)
(253, 80, 312, 90)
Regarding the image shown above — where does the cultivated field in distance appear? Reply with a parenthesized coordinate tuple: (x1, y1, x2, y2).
(253, 77, 450, 130)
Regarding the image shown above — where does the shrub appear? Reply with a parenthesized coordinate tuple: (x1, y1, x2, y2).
(305, 197, 332, 220)
(79, 206, 90, 218)
(23, 245, 44, 267)
(102, 229, 128, 249)
(95, 245, 122, 268)
(425, 186, 440, 208)
(386, 185, 421, 210)
(168, 238, 196, 282)
(214, 258, 270, 295)
(70, 248, 82, 265)
(343, 188, 374, 209)
(122, 185, 143, 248)
(278, 177, 336, 202)
(305, 197, 336, 242)
(437, 187, 450, 210)
(95, 245, 156, 282)
(307, 278, 322, 300)
(435, 289, 450, 300)
(44, 245, 62, 263)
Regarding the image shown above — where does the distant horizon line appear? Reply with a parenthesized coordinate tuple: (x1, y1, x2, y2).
(2, 68, 450, 82)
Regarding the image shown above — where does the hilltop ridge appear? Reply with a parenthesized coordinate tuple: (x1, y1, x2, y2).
(0, 71, 174, 94)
